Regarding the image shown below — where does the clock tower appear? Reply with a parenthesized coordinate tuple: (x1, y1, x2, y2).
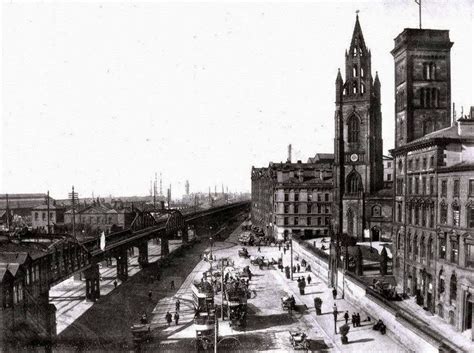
(333, 14, 384, 239)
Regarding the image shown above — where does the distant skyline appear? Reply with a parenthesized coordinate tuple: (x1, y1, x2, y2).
(2, 0, 473, 199)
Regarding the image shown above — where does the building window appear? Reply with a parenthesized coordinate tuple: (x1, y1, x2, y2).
(430, 156, 435, 168)
(397, 178, 403, 195)
(468, 205, 474, 228)
(372, 205, 382, 217)
(397, 202, 402, 223)
(353, 64, 358, 77)
(307, 217, 311, 226)
(429, 205, 435, 228)
(387, 174, 392, 181)
(294, 193, 299, 202)
(284, 194, 289, 202)
(423, 62, 436, 80)
(415, 177, 419, 194)
(408, 177, 413, 194)
(346, 171, 363, 194)
(438, 269, 445, 299)
(284, 217, 289, 226)
(42, 213, 46, 221)
(439, 236, 446, 259)
(294, 217, 299, 225)
(420, 235, 426, 258)
(387, 162, 392, 168)
(361, 67, 364, 77)
(422, 158, 427, 169)
(450, 237, 459, 264)
(428, 237, 434, 261)
(422, 177, 426, 195)
(284, 205, 289, 214)
(34, 212, 39, 221)
(308, 193, 313, 201)
(307, 203, 312, 214)
(348, 115, 360, 143)
(441, 180, 447, 197)
(469, 180, 474, 196)
(449, 273, 457, 305)
(317, 205, 321, 214)
(421, 206, 426, 227)
(408, 204, 413, 224)
(453, 180, 460, 198)
(440, 203, 448, 225)
(398, 160, 403, 172)
(466, 243, 474, 268)
(317, 217, 321, 225)
(361, 83, 366, 94)
(347, 209, 354, 236)
(429, 177, 434, 195)
(352, 82, 358, 94)
(325, 193, 329, 202)
(407, 232, 412, 254)
(294, 204, 299, 214)
(452, 203, 460, 227)
(415, 158, 420, 170)
(413, 234, 419, 257)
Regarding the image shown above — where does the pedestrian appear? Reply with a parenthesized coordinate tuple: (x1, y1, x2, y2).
(170, 280, 175, 290)
(292, 265, 296, 274)
(113, 280, 117, 288)
(258, 246, 261, 253)
(297, 264, 300, 273)
(332, 287, 337, 300)
(302, 276, 306, 286)
(148, 290, 152, 301)
(307, 274, 312, 285)
(351, 313, 356, 328)
(175, 299, 181, 312)
(174, 311, 180, 325)
(278, 243, 281, 251)
(344, 311, 349, 324)
(165, 311, 172, 326)
(356, 313, 361, 327)
(283, 247, 287, 255)
(297, 277, 301, 284)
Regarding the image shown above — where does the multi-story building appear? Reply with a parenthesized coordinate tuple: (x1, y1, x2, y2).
(333, 15, 392, 242)
(31, 205, 65, 232)
(383, 155, 394, 187)
(391, 27, 474, 334)
(251, 157, 334, 241)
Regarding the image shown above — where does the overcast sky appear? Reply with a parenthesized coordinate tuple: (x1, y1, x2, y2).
(1, 0, 473, 199)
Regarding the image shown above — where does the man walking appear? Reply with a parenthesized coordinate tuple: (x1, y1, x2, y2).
(296, 264, 300, 273)
(333, 304, 338, 334)
(344, 311, 349, 324)
(165, 311, 172, 326)
(332, 287, 337, 300)
(175, 299, 181, 312)
(307, 274, 312, 285)
(174, 311, 180, 325)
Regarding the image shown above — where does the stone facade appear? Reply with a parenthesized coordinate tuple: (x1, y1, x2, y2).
(391, 27, 474, 336)
(333, 15, 392, 241)
(251, 158, 334, 241)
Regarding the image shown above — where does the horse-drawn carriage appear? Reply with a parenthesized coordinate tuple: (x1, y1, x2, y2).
(289, 331, 309, 350)
(238, 247, 249, 258)
(281, 293, 296, 311)
(130, 323, 152, 344)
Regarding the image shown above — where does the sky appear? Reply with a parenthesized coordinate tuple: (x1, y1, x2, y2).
(1, 0, 473, 199)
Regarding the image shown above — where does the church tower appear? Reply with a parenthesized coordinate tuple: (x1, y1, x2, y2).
(334, 15, 383, 239)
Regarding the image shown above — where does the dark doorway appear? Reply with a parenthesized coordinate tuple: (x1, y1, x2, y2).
(304, 229, 312, 239)
(465, 293, 473, 331)
(371, 227, 380, 241)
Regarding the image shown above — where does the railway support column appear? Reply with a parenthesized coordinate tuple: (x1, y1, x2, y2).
(84, 263, 101, 301)
(116, 249, 129, 282)
(138, 240, 149, 268)
(161, 237, 170, 256)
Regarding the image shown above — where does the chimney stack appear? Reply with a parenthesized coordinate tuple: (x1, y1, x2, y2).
(287, 144, 292, 163)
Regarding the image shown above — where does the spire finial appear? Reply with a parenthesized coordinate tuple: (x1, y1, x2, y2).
(356, 9, 360, 17)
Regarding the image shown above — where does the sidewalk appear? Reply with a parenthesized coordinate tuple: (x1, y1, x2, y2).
(274, 247, 408, 352)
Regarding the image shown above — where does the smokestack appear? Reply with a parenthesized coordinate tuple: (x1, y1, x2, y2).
(287, 144, 292, 163)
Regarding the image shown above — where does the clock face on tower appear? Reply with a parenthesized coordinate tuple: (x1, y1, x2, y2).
(350, 153, 359, 162)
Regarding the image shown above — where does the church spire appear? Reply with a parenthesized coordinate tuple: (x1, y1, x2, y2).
(349, 13, 368, 57)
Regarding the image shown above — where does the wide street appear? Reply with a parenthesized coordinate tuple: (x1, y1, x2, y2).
(143, 220, 408, 352)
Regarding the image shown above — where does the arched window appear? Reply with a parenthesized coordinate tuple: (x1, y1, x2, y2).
(372, 205, 382, 217)
(347, 115, 360, 143)
(420, 234, 426, 258)
(449, 272, 457, 304)
(352, 82, 358, 94)
(438, 269, 445, 298)
(361, 67, 364, 78)
(397, 232, 402, 250)
(361, 83, 366, 94)
(353, 64, 358, 77)
(346, 171, 363, 194)
(347, 208, 354, 236)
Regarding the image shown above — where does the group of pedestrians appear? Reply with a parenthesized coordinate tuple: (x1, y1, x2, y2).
(165, 299, 181, 327)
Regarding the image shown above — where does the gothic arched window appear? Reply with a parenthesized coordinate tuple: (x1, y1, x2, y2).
(353, 64, 358, 77)
(361, 83, 366, 94)
(347, 115, 360, 143)
(449, 272, 457, 304)
(352, 82, 358, 94)
(347, 208, 354, 236)
(346, 171, 363, 194)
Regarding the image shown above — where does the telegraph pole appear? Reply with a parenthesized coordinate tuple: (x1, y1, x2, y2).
(6, 193, 10, 232)
(415, 0, 422, 29)
(47, 191, 50, 234)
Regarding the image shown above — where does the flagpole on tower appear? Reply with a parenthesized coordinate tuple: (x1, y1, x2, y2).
(415, 0, 422, 29)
